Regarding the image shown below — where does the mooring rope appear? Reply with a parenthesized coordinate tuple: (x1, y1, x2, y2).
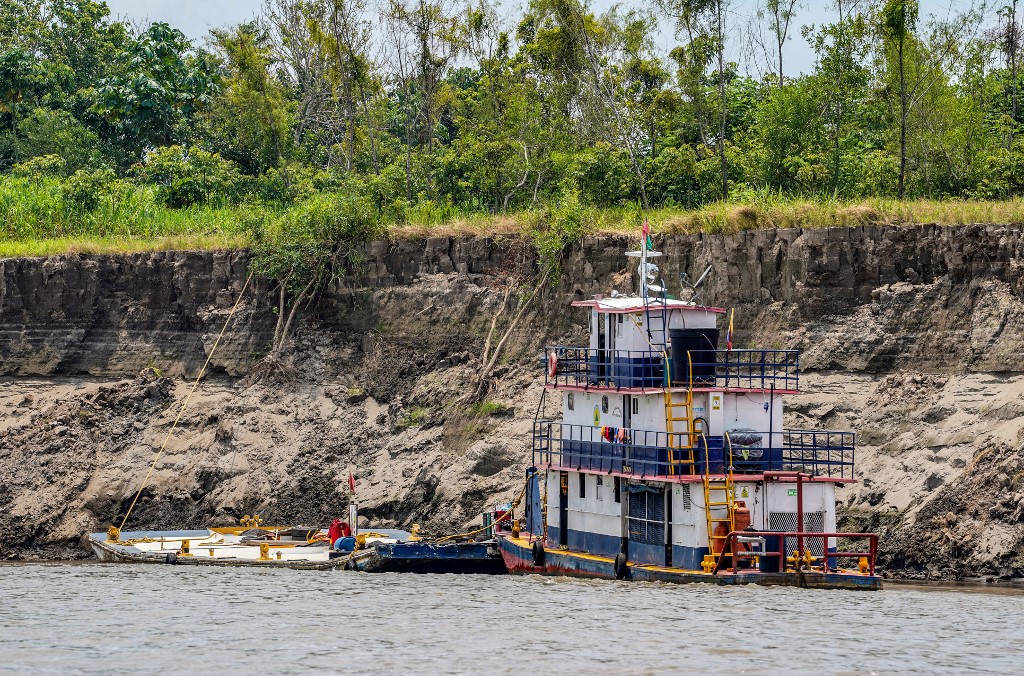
(114, 271, 254, 536)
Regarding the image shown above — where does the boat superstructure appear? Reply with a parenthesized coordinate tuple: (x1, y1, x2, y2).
(499, 238, 880, 590)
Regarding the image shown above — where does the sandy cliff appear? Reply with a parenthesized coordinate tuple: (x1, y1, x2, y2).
(1, 224, 1023, 579)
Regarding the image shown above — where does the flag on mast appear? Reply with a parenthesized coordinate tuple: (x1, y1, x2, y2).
(641, 218, 652, 250)
(348, 472, 356, 494)
(726, 309, 735, 351)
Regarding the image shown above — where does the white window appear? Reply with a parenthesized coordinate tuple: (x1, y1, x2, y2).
(596, 476, 604, 501)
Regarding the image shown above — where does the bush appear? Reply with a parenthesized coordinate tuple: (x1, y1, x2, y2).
(16, 108, 105, 174)
(251, 190, 384, 289)
(11, 154, 66, 179)
(64, 168, 117, 212)
(134, 145, 241, 207)
(529, 188, 593, 279)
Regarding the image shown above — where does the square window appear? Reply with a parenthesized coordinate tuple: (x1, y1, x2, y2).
(579, 473, 586, 499)
(596, 476, 603, 501)
(632, 398, 639, 415)
(567, 392, 574, 411)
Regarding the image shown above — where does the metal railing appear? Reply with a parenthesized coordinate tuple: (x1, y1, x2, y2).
(780, 429, 856, 480)
(725, 531, 878, 576)
(542, 346, 799, 391)
(532, 422, 855, 479)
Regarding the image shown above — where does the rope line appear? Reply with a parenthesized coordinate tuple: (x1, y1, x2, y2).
(434, 477, 530, 543)
(116, 272, 254, 534)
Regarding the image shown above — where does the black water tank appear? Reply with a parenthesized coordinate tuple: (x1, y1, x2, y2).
(669, 328, 719, 385)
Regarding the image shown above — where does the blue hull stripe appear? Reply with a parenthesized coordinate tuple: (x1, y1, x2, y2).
(497, 537, 882, 590)
(567, 529, 620, 558)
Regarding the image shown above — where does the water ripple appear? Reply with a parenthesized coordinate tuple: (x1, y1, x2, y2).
(1, 564, 1022, 674)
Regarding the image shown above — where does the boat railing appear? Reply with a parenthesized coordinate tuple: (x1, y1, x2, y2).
(689, 349, 800, 391)
(780, 429, 855, 480)
(542, 345, 799, 391)
(725, 531, 877, 576)
(532, 422, 855, 479)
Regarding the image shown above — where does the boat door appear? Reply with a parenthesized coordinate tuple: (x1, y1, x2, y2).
(597, 312, 607, 384)
(559, 471, 569, 547)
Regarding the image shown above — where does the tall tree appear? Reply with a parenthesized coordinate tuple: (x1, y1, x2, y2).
(93, 22, 219, 161)
(386, 0, 462, 197)
(807, 8, 870, 196)
(714, 0, 728, 198)
(661, 0, 715, 147)
(757, 0, 801, 85)
(997, 0, 1021, 147)
(203, 22, 294, 174)
(879, 0, 917, 198)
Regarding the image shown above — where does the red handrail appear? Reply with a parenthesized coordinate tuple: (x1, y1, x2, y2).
(725, 531, 878, 576)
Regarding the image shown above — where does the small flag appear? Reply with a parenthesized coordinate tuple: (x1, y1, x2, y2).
(726, 309, 735, 351)
(642, 219, 653, 250)
(348, 472, 356, 494)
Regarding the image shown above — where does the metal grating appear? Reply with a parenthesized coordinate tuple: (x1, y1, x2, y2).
(768, 511, 825, 557)
(628, 489, 665, 545)
(679, 484, 691, 510)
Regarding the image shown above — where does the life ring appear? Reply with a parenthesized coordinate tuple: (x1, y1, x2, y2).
(532, 540, 546, 567)
(547, 351, 558, 378)
(614, 552, 628, 580)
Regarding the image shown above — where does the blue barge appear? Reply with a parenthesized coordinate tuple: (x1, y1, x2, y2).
(352, 541, 506, 574)
(498, 236, 881, 590)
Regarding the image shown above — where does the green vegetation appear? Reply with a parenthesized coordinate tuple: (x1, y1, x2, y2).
(466, 400, 512, 417)
(396, 406, 431, 429)
(4, 0, 1024, 260)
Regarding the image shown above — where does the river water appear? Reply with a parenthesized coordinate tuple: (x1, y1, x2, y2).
(2, 564, 1023, 674)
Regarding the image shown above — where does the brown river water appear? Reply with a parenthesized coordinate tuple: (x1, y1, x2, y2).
(1, 563, 1023, 674)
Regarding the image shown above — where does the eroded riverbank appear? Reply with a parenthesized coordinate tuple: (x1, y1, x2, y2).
(2, 225, 1023, 578)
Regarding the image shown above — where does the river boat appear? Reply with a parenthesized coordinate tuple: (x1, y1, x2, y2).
(497, 234, 881, 590)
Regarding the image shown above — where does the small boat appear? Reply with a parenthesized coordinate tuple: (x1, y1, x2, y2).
(87, 524, 399, 570)
(497, 234, 882, 590)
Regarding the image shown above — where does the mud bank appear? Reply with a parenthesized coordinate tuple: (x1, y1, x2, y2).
(2, 224, 1023, 579)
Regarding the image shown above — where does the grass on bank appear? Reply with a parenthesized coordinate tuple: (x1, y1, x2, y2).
(4, 174, 1024, 258)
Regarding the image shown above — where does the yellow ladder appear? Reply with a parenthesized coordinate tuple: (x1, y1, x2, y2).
(701, 432, 736, 572)
(663, 350, 696, 474)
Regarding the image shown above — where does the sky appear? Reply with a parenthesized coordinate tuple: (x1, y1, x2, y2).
(104, 0, 990, 77)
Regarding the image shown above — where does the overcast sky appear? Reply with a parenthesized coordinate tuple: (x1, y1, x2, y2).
(104, 0, 989, 77)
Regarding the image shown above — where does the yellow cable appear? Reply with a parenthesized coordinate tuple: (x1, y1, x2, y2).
(116, 272, 254, 534)
(435, 478, 530, 543)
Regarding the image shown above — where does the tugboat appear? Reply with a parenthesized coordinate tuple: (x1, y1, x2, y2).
(498, 232, 881, 590)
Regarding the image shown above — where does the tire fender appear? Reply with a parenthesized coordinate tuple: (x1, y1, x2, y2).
(614, 552, 628, 580)
(164, 552, 177, 565)
(531, 540, 545, 568)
